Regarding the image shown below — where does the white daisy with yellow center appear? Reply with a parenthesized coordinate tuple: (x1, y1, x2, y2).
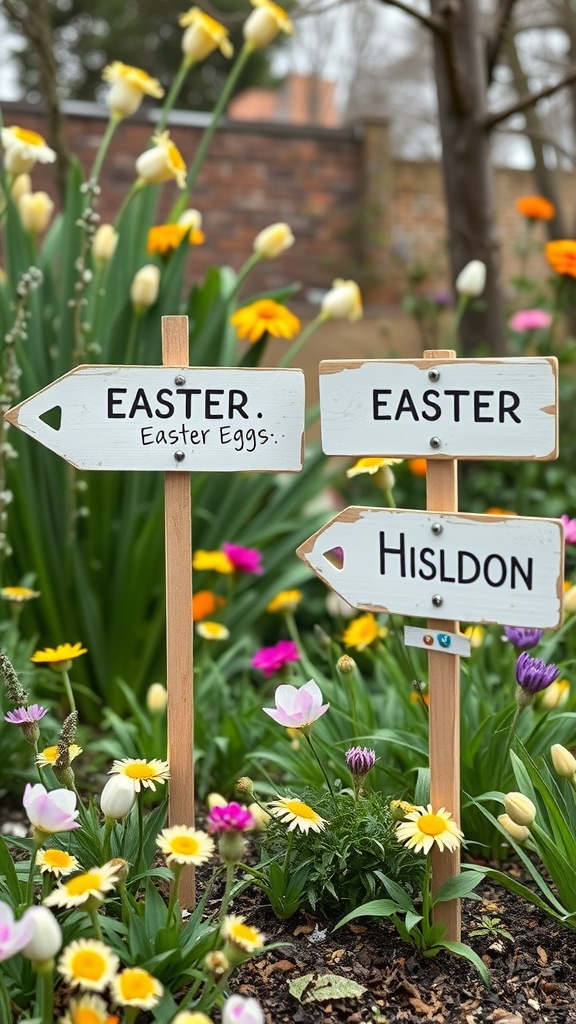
(156, 825, 215, 866)
(110, 967, 163, 1009)
(1, 126, 56, 175)
(58, 992, 120, 1024)
(221, 914, 265, 953)
(45, 861, 121, 908)
(395, 804, 463, 855)
(36, 744, 83, 768)
(346, 457, 403, 478)
(266, 588, 302, 614)
(109, 757, 170, 792)
(36, 847, 80, 877)
(58, 938, 119, 991)
(1, 585, 40, 603)
(196, 621, 230, 641)
(135, 132, 187, 189)
(269, 796, 327, 834)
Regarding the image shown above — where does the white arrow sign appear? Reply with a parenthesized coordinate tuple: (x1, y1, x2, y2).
(319, 357, 558, 459)
(5, 365, 305, 472)
(297, 507, 564, 628)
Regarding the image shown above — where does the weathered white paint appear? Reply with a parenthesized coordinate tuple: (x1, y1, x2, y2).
(404, 626, 471, 657)
(5, 365, 305, 472)
(319, 357, 558, 459)
(296, 507, 564, 628)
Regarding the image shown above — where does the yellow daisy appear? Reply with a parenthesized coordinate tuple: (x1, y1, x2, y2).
(110, 967, 163, 1010)
(463, 625, 485, 648)
(30, 642, 87, 667)
(269, 796, 327, 834)
(395, 804, 463, 855)
(346, 457, 403, 478)
(58, 939, 119, 992)
(102, 62, 164, 97)
(389, 799, 418, 821)
(58, 993, 119, 1024)
(343, 613, 388, 651)
(156, 825, 215, 866)
(36, 744, 83, 768)
(109, 757, 170, 793)
(196, 621, 230, 641)
(179, 7, 234, 60)
(135, 132, 187, 189)
(0, 585, 40, 603)
(267, 589, 302, 613)
(221, 914, 265, 953)
(193, 549, 235, 574)
(147, 223, 205, 255)
(36, 848, 80, 877)
(45, 861, 122, 908)
(230, 299, 300, 344)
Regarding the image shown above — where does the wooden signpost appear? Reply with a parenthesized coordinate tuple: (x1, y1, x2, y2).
(5, 315, 305, 905)
(298, 349, 562, 940)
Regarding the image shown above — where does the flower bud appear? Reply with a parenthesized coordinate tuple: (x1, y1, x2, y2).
(218, 831, 246, 864)
(10, 172, 32, 200)
(253, 222, 294, 259)
(21, 906, 62, 963)
(455, 259, 486, 298)
(206, 792, 228, 810)
(235, 776, 254, 796)
(320, 278, 363, 322)
(247, 803, 270, 831)
(503, 791, 536, 827)
(172, 1013, 213, 1024)
(497, 813, 530, 844)
(146, 682, 168, 713)
(100, 774, 137, 820)
(17, 192, 54, 234)
(177, 208, 203, 231)
(130, 264, 161, 311)
(243, 1, 293, 50)
(550, 743, 576, 780)
(337, 654, 356, 675)
(563, 585, 576, 615)
(106, 857, 129, 881)
(222, 995, 265, 1024)
(539, 679, 569, 710)
(204, 949, 230, 977)
(92, 223, 118, 263)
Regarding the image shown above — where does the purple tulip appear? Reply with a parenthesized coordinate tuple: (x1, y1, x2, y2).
(515, 652, 559, 694)
(503, 626, 543, 651)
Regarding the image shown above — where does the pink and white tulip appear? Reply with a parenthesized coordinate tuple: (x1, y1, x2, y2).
(0, 901, 34, 961)
(23, 784, 80, 835)
(263, 679, 329, 730)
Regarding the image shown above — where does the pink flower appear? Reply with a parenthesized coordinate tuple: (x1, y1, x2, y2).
(0, 901, 34, 962)
(263, 679, 329, 729)
(251, 639, 300, 677)
(561, 515, 576, 544)
(5, 704, 48, 724)
(222, 994, 265, 1024)
(23, 783, 81, 835)
(222, 542, 264, 575)
(508, 309, 552, 332)
(206, 802, 255, 834)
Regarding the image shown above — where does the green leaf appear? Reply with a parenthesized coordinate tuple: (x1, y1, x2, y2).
(289, 973, 366, 1004)
(434, 870, 485, 903)
(334, 899, 404, 931)
(0, 835, 22, 904)
(440, 940, 491, 986)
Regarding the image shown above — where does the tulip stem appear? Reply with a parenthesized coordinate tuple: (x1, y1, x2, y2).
(230, 252, 261, 300)
(218, 862, 236, 923)
(166, 863, 183, 926)
(125, 311, 142, 366)
(102, 817, 114, 862)
(443, 295, 469, 346)
(303, 733, 337, 809)
(90, 116, 119, 184)
(278, 314, 324, 368)
(26, 842, 41, 905)
(136, 796, 144, 873)
(156, 59, 194, 135)
(0, 973, 12, 1022)
(36, 963, 54, 1024)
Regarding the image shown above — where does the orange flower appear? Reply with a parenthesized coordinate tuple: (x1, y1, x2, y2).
(192, 590, 226, 621)
(545, 240, 576, 278)
(230, 299, 300, 343)
(408, 458, 427, 477)
(147, 223, 205, 255)
(515, 195, 555, 220)
(485, 507, 517, 516)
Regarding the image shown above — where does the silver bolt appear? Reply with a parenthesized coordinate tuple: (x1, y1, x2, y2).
(428, 368, 440, 382)
(174, 451, 185, 462)
(174, 374, 186, 386)
(432, 594, 443, 607)
(431, 523, 442, 535)
(429, 436, 441, 449)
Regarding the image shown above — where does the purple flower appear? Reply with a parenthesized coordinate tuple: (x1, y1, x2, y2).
(206, 802, 255, 835)
(23, 783, 80, 835)
(509, 309, 552, 332)
(503, 626, 543, 651)
(431, 289, 452, 308)
(561, 515, 576, 544)
(251, 639, 300, 677)
(0, 901, 34, 962)
(4, 704, 48, 725)
(263, 679, 329, 729)
(346, 746, 376, 778)
(515, 652, 559, 694)
(222, 542, 264, 575)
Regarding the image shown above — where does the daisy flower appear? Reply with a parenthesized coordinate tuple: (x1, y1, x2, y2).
(266, 589, 302, 614)
(156, 826, 215, 866)
(342, 613, 388, 652)
(36, 744, 82, 768)
(221, 915, 265, 953)
(0, 585, 40, 603)
(5, 704, 48, 725)
(58, 939, 119, 991)
(59, 993, 120, 1024)
(1, 126, 56, 174)
(44, 861, 122, 908)
(269, 796, 327, 834)
(110, 967, 163, 1010)
(36, 848, 80, 878)
(346, 457, 403, 478)
(30, 643, 87, 669)
(193, 549, 235, 574)
(230, 299, 300, 343)
(108, 757, 170, 792)
(196, 621, 230, 641)
(395, 804, 463, 854)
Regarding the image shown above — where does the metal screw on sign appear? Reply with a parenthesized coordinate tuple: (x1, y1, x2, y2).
(428, 368, 440, 382)
(429, 436, 441, 449)
(174, 374, 186, 385)
(432, 594, 443, 607)
(431, 523, 442, 535)
(174, 451, 185, 462)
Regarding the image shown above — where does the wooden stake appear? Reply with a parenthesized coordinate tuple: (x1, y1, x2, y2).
(424, 348, 460, 942)
(163, 315, 195, 907)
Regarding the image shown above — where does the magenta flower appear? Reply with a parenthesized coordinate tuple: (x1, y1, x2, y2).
(251, 639, 300, 677)
(561, 515, 576, 544)
(509, 309, 552, 332)
(4, 704, 48, 725)
(263, 679, 329, 730)
(0, 901, 34, 962)
(206, 802, 255, 834)
(222, 542, 264, 575)
(23, 783, 80, 835)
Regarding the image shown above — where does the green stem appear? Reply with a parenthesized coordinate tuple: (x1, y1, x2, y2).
(113, 180, 145, 231)
(170, 44, 254, 220)
(125, 311, 142, 366)
(103, 817, 114, 862)
(60, 668, 76, 714)
(90, 116, 120, 184)
(421, 855, 433, 945)
(136, 796, 144, 874)
(218, 862, 236, 922)
(500, 702, 523, 783)
(0, 970, 12, 1023)
(229, 251, 261, 299)
(166, 864, 183, 925)
(156, 59, 195, 134)
(36, 963, 54, 1024)
(87, 904, 103, 941)
(443, 295, 469, 347)
(26, 842, 42, 905)
(303, 732, 337, 809)
(123, 1008, 140, 1024)
(278, 314, 324, 368)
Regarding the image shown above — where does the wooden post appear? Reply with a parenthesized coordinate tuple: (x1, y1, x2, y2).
(424, 348, 460, 941)
(162, 315, 195, 907)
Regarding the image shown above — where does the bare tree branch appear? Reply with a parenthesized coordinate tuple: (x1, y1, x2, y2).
(485, 66, 576, 129)
(377, 0, 444, 34)
(486, 0, 519, 84)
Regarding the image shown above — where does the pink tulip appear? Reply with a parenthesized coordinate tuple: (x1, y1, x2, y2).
(0, 901, 34, 961)
(508, 309, 552, 332)
(23, 784, 80, 835)
(263, 679, 329, 729)
(561, 515, 576, 544)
